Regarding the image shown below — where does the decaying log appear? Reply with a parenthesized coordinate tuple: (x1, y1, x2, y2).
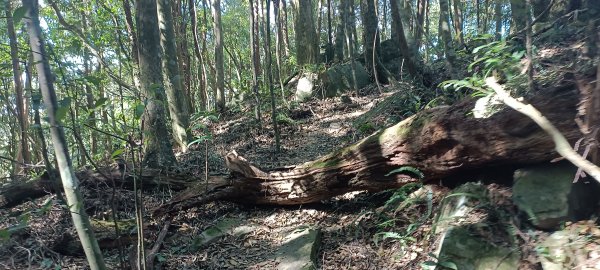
(0, 166, 195, 209)
(153, 83, 583, 217)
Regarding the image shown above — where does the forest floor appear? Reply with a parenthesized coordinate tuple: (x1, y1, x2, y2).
(0, 82, 527, 269)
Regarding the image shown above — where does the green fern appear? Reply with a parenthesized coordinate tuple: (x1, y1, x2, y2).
(385, 166, 424, 179)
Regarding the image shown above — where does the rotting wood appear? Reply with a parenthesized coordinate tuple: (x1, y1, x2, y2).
(153, 81, 583, 217)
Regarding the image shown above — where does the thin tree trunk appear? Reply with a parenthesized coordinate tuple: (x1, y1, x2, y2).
(22, 0, 106, 268)
(190, 0, 207, 111)
(212, 0, 226, 111)
(250, 0, 262, 125)
(280, 0, 290, 57)
(335, 0, 349, 61)
(6, 0, 30, 173)
(452, 0, 464, 45)
(495, 0, 503, 40)
(390, 0, 420, 81)
(439, 0, 458, 78)
(265, 0, 281, 152)
(415, 0, 427, 51)
(158, 0, 192, 151)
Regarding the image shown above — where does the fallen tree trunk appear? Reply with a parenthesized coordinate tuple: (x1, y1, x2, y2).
(0, 166, 195, 209)
(153, 82, 583, 216)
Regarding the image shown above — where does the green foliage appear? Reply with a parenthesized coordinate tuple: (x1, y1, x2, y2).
(385, 166, 424, 179)
(12, 6, 27, 24)
(440, 37, 526, 96)
(422, 253, 458, 270)
(276, 112, 296, 126)
(357, 123, 376, 135)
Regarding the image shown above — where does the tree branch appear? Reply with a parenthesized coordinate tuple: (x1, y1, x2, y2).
(485, 77, 600, 183)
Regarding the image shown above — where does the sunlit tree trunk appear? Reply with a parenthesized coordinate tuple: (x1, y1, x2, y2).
(509, 0, 527, 35)
(158, 0, 192, 151)
(212, 0, 226, 111)
(451, 0, 464, 45)
(249, 0, 262, 125)
(439, 0, 458, 78)
(190, 0, 207, 111)
(415, 0, 427, 51)
(136, 0, 177, 167)
(334, 0, 350, 61)
(6, 0, 30, 173)
(294, 0, 319, 66)
(265, 0, 281, 152)
(390, 0, 420, 80)
(361, 0, 384, 81)
(495, 0, 503, 39)
(22, 0, 106, 268)
(280, 0, 291, 57)
(81, 5, 97, 158)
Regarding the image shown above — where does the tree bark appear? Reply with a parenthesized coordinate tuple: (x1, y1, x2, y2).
(510, 0, 528, 35)
(158, 0, 192, 151)
(22, 0, 106, 268)
(6, 0, 30, 174)
(136, 0, 177, 168)
(265, 0, 281, 152)
(153, 82, 582, 216)
(212, 0, 226, 111)
(390, 0, 420, 81)
(294, 0, 319, 66)
(439, 0, 458, 78)
(190, 0, 208, 111)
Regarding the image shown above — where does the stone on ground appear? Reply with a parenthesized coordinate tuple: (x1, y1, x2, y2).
(276, 227, 321, 270)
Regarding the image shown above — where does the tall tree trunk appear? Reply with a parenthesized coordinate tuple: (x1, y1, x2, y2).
(6, 0, 30, 173)
(510, 0, 527, 35)
(265, 0, 281, 152)
(212, 0, 226, 111)
(136, 0, 177, 167)
(334, 0, 350, 61)
(190, 0, 207, 111)
(415, 0, 427, 51)
(294, 0, 319, 66)
(122, 0, 139, 67)
(22, 0, 106, 268)
(81, 6, 97, 159)
(280, 0, 291, 57)
(452, 0, 464, 45)
(439, 0, 458, 78)
(327, 0, 332, 46)
(361, 0, 384, 82)
(250, 0, 263, 125)
(495, 0, 503, 40)
(390, 0, 420, 81)
(158, 0, 192, 151)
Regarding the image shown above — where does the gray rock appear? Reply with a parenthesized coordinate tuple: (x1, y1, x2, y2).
(512, 162, 600, 230)
(295, 72, 318, 102)
(433, 183, 519, 270)
(276, 227, 321, 270)
(318, 61, 370, 98)
(537, 222, 600, 270)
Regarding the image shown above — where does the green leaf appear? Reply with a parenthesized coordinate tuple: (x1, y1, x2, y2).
(385, 166, 424, 179)
(84, 75, 102, 86)
(13, 6, 27, 24)
(422, 261, 438, 266)
(111, 149, 124, 158)
(55, 106, 69, 122)
(94, 97, 109, 109)
(439, 261, 458, 269)
(0, 228, 10, 240)
(134, 104, 145, 119)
